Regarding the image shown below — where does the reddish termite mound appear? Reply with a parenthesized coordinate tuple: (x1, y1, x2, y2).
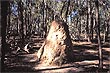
(37, 20, 74, 66)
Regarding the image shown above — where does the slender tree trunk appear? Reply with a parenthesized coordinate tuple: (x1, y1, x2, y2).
(29, 3, 32, 35)
(18, 0, 24, 47)
(24, 9, 27, 37)
(105, 20, 109, 42)
(88, 0, 91, 41)
(1, 1, 9, 72)
(86, 0, 89, 41)
(76, 17, 79, 41)
(26, 1, 30, 36)
(90, 13, 94, 41)
(42, 0, 45, 38)
(103, 20, 106, 43)
(95, 0, 103, 69)
(26, 2, 29, 36)
(44, 1, 47, 38)
(17, 17, 19, 34)
(27, 9, 29, 35)
(93, 17, 96, 39)
(60, 1, 66, 19)
(7, 2, 11, 36)
(65, 0, 70, 22)
(78, 17, 81, 41)
(86, 0, 91, 42)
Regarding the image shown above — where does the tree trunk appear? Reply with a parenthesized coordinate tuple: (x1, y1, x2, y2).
(18, 0, 24, 47)
(90, 12, 94, 41)
(78, 16, 81, 41)
(42, 0, 46, 38)
(95, 0, 103, 69)
(44, 1, 47, 38)
(105, 20, 109, 42)
(65, 0, 70, 22)
(60, 1, 66, 19)
(37, 20, 74, 66)
(7, 2, 11, 36)
(86, 0, 91, 42)
(1, 1, 9, 71)
(103, 20, 106, 43)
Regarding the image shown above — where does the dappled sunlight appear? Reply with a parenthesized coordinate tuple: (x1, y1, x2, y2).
(33, 65, 83, 73)
(75, 60, 99, 66)
(33, 63, 84, 72)
(72, 41, 98, 51)
(74, 60, 110, 67)
(33, 59, 110, 72)
(102, 48, 110, 52)
(72, 41, 92, 45)
(84, 49, 98, 54)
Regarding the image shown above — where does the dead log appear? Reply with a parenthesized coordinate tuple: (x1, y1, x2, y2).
(37, 20, 74, 66)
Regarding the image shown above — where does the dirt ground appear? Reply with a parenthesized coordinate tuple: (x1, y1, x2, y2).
(2, 41, 110, 73)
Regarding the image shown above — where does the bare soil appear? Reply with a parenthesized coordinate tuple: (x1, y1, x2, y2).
(2, 41, 110, 73)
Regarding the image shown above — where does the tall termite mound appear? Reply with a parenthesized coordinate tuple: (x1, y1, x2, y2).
(37, 20, 74, 66)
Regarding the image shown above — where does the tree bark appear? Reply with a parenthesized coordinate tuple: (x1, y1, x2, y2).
(18, 0, 24, 47)
(1, 1, 9, 71)
(90, 12, 94, 41)
(105, 20, 109, 42)
(86, 0, 91, 42)
(42, 0, 47, 38)
(7, 2, 11, 37)
(95, 0, 103, 69)
(65, 0, 70, 22)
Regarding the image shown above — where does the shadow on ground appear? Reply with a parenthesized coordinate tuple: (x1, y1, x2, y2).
(2, 42, 110, 73)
